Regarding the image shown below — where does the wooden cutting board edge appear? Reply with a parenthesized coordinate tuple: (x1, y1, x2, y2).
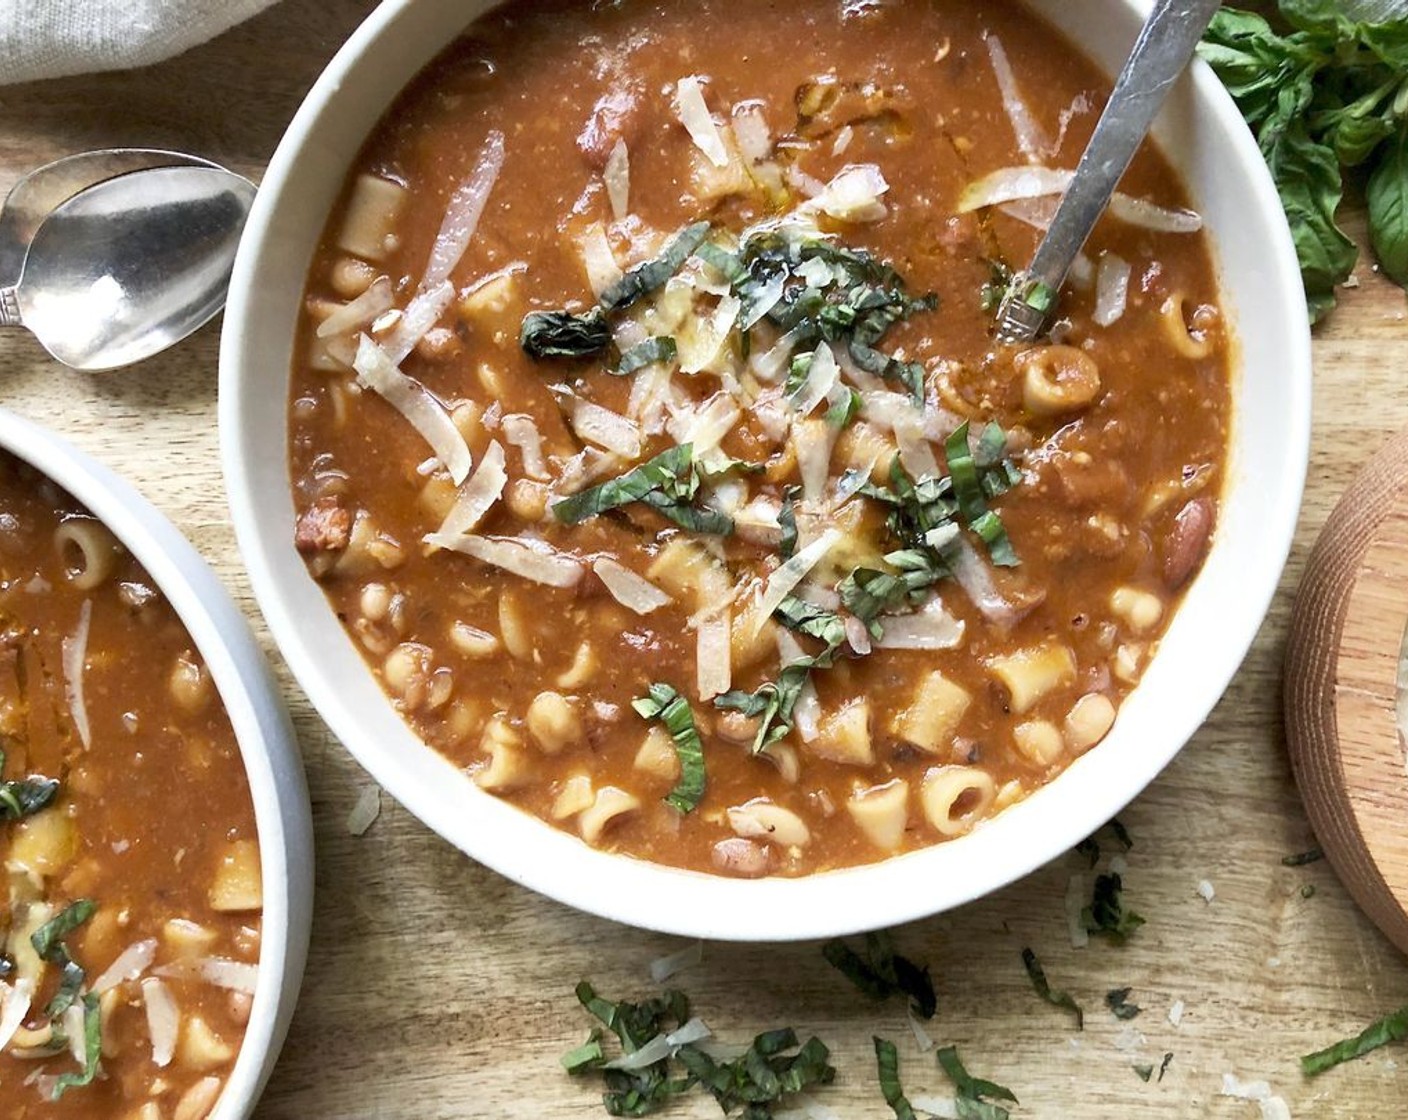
(1286, 424, 1408, 954)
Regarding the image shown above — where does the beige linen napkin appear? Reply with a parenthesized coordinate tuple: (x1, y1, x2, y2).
(0, 0, 280, 85)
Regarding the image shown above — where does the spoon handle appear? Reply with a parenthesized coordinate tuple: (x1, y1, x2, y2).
(0, 286, 19, 329)
(995, 0, 1222, 344)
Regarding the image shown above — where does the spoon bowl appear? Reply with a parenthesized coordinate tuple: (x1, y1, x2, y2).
(0, 148, 220, 289)
(0, 165, 255, 371)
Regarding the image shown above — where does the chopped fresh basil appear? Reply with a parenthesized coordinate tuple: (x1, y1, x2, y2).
(1075, 817, 1133, 867)
(1133, 1062, 1154, 1083)
(0, 747, 59, 822)
(632, 683, 707, 814)
(50, 993, 101, 1099)
(825, 386, 863, 428)
(874, 1036, 917, 1120)
(572, 982, 694, 1115)
(1157, 1052, 1173, 1082)
(677, 1028, 835, 1115)
(551, 444, 733, 536)
(32, 899, 96, 1020)
(616, 336, 677, 376)
(600, 221, 712, 312)
(1106, 987, 1141, 1021)
(823, 931, 936, 1020)
(562, 1030, 606, 1074)
(946, 423, 1017, 567)
(849, 340, 925, 402)
(1081, 872, 1145, 943)
(520, 307, 612, 359)
(778, 487, 799, 559)
(715, 593, 848, 752)
(1020, 947, 1083, 1029)
(1302, 1004, 1408, 1076)
(935, 1046, 1018, 1120)
(1282, 846, 1324, 867)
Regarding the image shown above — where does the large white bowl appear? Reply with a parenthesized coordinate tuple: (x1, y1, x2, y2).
(0, 408, 314, 1118)
(221, 0, 1310, 941)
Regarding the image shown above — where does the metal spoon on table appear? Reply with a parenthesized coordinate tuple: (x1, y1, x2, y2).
(994, 0, 1222, 344)
(0, 149, 222, 289)
(0, 161, 255, 371)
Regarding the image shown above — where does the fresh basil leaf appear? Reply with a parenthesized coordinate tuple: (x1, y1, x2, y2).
(520, 307, 612, 359)
(825, 387, 863, 428)
(562, 1030, 606, 1074)
(0, 745, 59, 823)
(849, 340, 924, 402)
(935, 1046, 1018, 1120)
(552, 444, 731, 535)
(1021, 947, 1083, 1029)
(1133, 1062, 1155, 1083)
(600, 222, 711, 312)
(824, 932, 936, 1019)
(50, 993, 102, 1099)
(773, 595, 847, 654)
(32, 899, 96, 961)
(1081, 872, 1145, 943)
(632, 683, 707, 814)
(875, 1037, 918, 1120)
(778, 487, 799, 559)
(677, 1028, 834, 1114)
(1303, 1004, 1408, 1075)
(1158, 1051, 1174, 1081)
(1368, 125, 1408, 286)
(616, 336, 677, 376)
(1106, 987, 1142, 1021)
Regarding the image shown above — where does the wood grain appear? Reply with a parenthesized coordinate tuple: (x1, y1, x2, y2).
(3, 3, 1408, 1116)
(1286, 430, 1408, 957)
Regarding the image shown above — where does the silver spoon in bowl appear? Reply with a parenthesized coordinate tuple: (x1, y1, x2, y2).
(0, 162, 255, 371)
(994, 0, 1222, 344)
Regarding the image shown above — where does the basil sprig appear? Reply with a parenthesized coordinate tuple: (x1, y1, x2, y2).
(632, 683, 707, 814)
(1200, 4, 1408, 321)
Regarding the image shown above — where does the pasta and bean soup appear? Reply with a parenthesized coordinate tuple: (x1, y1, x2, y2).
(0, 455, 261, 1118)
(288, 0, 1229, 878)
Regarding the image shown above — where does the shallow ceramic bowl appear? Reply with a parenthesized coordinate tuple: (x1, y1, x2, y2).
(0, 408, 313, 1117)
(221, 0, 1310, 941)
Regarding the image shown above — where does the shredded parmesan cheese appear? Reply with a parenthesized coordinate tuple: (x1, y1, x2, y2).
(570, 398, 642, 458)
(675, 76, 729, 167)
(317, 276, 395, 338)
(62, 599, 92, 749)
(419, 129, 505, 294)
(432, 439, 507, 541)
(755, 529, 842, 632)
(347, 785, 382, 836)
(91, 938, 158, 995)
(141, 977, 179, 1067)
(696, 608, 733, 701)
(594, 558, 673, 615)
(425, 534, 585, 588)
(353, 335, 473, 484)
(502, 414, 549, 480)
(649, 940, 704, 983)
(604, 139, 630, 221)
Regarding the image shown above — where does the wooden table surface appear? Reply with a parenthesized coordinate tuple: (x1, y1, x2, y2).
(3, 3, 1407, 1116)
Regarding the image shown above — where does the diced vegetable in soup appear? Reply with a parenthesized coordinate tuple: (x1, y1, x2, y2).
(288, 0, 1229, 877)
(0, 455, 259, 1117)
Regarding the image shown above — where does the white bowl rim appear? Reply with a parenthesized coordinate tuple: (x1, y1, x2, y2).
(220, 0, 1311, 942)
(0, 407, 314, 1119)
